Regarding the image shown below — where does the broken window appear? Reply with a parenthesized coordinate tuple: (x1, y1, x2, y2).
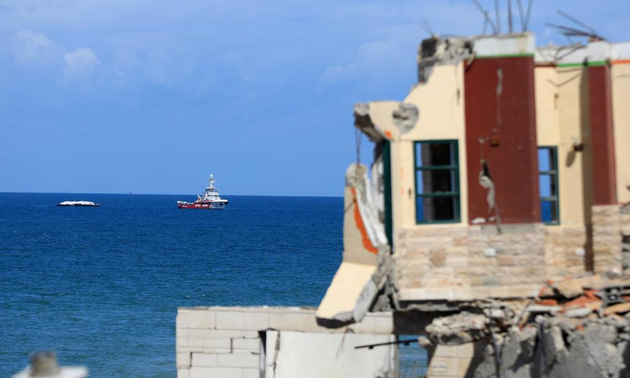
(414, 141, 460, 224)
(539, 146, 560, 224)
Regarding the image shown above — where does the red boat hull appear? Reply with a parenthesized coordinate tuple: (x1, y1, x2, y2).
(177, 202, 226, 210)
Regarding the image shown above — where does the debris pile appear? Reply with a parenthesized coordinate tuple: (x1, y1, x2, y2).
(420, 274, 630, 378)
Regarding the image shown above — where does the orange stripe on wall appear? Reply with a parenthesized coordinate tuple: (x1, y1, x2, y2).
(351, 188, 378, 254)
(612, 60, 630, 65)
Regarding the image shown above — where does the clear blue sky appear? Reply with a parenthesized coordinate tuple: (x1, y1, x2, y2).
(1, 0, 628, 196)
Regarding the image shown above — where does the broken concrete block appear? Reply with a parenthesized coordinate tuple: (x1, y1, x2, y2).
(426, 312, 489, 346)
(519, 326, 538, 361)
(553, 280, 583, 299)
(604, 302, 630, 316)
(564, 308, 593, 318)
(527, 305, 562, 314)
(483, 308, 506, 320)
(392, 103, 419, 134)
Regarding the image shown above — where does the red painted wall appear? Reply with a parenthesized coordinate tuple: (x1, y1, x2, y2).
(588, 65, 617, 205)
(464, 57, 540, 224)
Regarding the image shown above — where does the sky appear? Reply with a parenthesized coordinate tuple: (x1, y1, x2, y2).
(1, 0, 629, 196)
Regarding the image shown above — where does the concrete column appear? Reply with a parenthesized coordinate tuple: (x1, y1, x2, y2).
(588, 64, 617, 205)
(464, 56, 540, 225)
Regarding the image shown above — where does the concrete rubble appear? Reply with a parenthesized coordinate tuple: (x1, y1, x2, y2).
(421, 274, 630, 378)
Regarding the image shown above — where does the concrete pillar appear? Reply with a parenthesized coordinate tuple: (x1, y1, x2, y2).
(464, 55, 540, 225)
(588, 63, 617, 205)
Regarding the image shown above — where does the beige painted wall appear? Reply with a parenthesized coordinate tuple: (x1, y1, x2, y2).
(556, 67, 593, 225)
(535, 66, 583, 227)
(612, 62, 630, 203)
(390, 63, 468, 230)
(535, 67, 561, 146)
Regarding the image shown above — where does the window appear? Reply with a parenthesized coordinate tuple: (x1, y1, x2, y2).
(539, 146, 560, 224)
(414, 141, 460, 224)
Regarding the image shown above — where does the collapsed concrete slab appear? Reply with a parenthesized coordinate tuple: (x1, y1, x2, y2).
(316, 163, 391, 328)
(420, 295, 630, 378)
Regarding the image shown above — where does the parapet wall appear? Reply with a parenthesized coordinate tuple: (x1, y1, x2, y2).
(176, 306, 396, 378)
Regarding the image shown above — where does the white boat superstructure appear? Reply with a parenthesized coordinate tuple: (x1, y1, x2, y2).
(177, 175, 229, 209)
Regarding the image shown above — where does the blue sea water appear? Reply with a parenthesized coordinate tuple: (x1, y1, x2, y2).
(0, 193, 343, 377)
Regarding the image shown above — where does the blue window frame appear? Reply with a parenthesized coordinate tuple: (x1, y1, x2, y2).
(539, 146, 560, 224)
(414, 141, 460, 224)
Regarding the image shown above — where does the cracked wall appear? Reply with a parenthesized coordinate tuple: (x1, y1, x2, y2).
(176, 307, 396, 378)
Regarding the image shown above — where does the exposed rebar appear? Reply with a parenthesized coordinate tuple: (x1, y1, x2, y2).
(495, 0, 501, 34)
(524, 0, 533, 31)
(516, 0, 525, 32)
(508, 0, 513, 33)
(472, 0, 497, 34)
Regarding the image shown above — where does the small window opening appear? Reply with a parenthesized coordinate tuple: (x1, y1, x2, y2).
(414, 141, 460, 224)
(538, 146, 560, 224)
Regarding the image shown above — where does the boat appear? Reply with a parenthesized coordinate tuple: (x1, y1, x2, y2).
(177, 175, 229, 210)
(57, 201, 101, 207)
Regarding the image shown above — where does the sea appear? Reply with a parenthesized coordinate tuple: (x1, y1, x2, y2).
(0, 193, 426, 378)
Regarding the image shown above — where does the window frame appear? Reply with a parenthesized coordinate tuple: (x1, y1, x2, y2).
(538, 145, 560, 225)
(413, 140, 461, 225)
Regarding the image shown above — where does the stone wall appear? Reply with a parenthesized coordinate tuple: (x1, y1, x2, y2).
(394, 224, 556, 301)
(544, 225, 590, 277)
(176, 307, 395, 378)
(394, 223, 594, 302)
(592, 204, 626, 274)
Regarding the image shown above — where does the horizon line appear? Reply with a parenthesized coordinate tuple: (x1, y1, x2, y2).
(0, 190, 343, 198)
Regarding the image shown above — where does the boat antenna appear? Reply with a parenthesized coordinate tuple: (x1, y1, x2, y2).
(516, 0, 525, 32)
(494, 0, 501, 34)
(472, 0, 497, 35)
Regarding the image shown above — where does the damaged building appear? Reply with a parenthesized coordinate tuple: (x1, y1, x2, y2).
(176, 26, 630, 378)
